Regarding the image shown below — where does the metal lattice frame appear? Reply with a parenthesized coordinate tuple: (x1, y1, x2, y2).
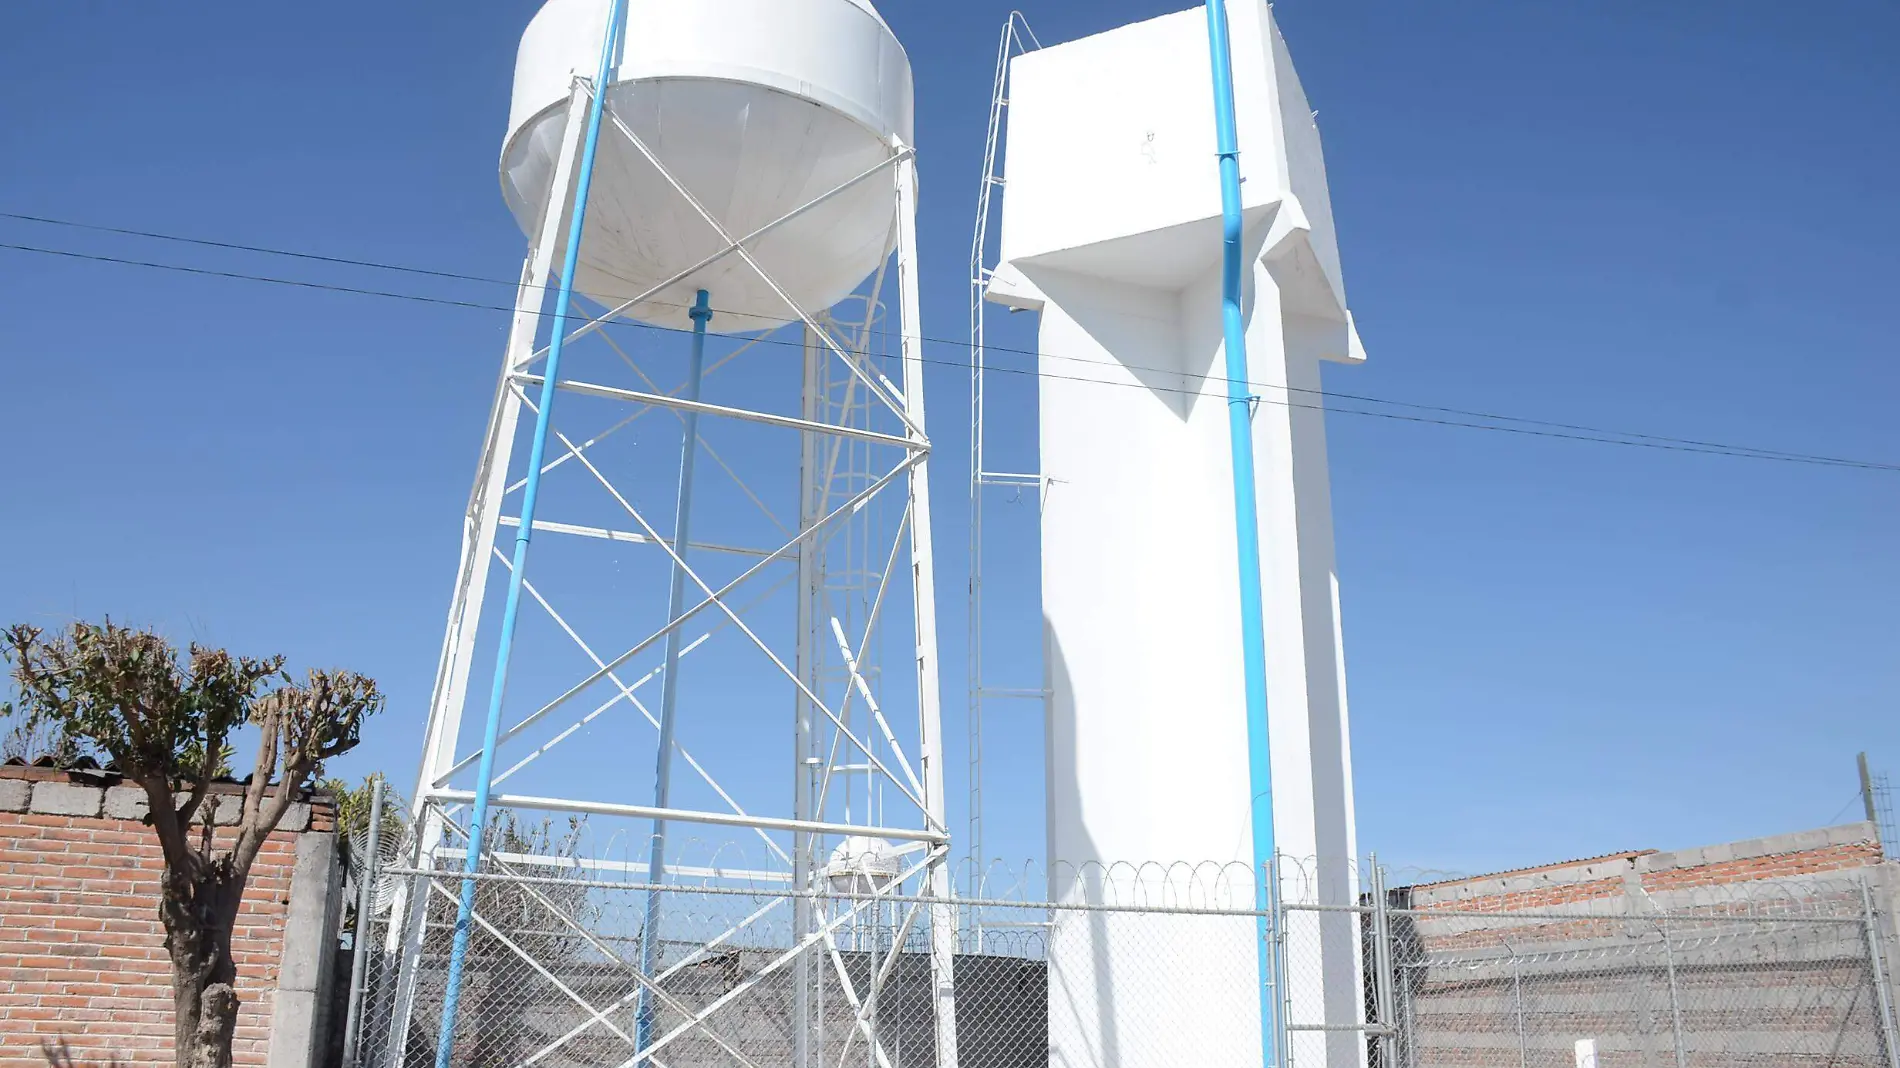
(381, 74, 957, 1068)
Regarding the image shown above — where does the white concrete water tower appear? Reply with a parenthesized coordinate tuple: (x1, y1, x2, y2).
(388, 2, 956, 1066)
(979, 3, 1370, 1067)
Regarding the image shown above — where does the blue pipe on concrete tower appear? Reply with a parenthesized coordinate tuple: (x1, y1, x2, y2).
(1202, 1, 1283, 1065)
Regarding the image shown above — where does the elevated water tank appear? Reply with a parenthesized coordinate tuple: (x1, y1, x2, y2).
(502, 0, 914, 332)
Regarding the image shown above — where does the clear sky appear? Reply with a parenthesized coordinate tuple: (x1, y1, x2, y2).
(1, 1, 1895, 878)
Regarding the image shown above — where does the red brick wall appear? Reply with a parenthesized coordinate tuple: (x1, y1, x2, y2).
(1396, 828, 1887, 960)
(1419, 874, 1627, 914)
(1392, 828, 1891, 1066)
(1411, 837, 1884, 917)
(0, 794, 334, 1068)
(1637, 840, 1881, 892)
(1405, 843, 1884, 916)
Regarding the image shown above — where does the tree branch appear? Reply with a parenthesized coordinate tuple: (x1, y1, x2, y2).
(174, 730, 222, 829)
(143, 773, 198, 876)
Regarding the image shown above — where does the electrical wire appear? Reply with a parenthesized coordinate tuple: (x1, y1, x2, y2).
(3, 227, 1896, 475)
(4, 208, 1873, 466)
(5, 207, 1864, 465)
(1826, 791, 1865, 828)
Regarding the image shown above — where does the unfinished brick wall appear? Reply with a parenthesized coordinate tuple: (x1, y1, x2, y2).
(1637, 840, 1882, 892)
(1401, 825, 1885, 917)
(0, 766, 337, 1068)
(1387, 823, 1893, 1068)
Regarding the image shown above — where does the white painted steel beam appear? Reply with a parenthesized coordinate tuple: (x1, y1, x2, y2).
(432, 849, 792, 882)
(528, 149, 915, 361)
(599, 103, 923, 439)
(490, 549, 794, 867)
(895, 145, 960, 1068)
(500, 330, 765, 497)
(515, 373, 923, 451)
(429, 451, 922, 789)
(385, 82, 593, 1068)
(540, 420, 933, 818)
(425, 789, 950, 844)
(499, 516, 777, 559)
(792, 323, 822, 1068)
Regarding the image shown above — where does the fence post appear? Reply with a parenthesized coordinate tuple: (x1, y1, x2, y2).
(1270, 853, 1291, 1068)
(1399, 956, 1417, 1068)
(1369, 857, 1398, 1068)
(340, 777, 385, 1068)
(1659, 916, 1688, 1068)
(1860, 878, 1900, 1068)
(1508, 941, 1526, 1068)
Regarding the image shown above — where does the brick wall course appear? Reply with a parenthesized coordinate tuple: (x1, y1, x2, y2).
(0, 768, 338, 1067)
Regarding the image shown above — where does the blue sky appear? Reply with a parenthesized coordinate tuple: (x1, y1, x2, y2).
(1, 1, 1895, 877)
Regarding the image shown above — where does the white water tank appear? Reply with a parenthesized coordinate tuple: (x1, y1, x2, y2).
(824, 836, 904, 895)
(502, 0, 914, 332)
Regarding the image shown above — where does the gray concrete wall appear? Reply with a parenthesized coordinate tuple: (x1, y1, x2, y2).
(269, 820, 347, 1068)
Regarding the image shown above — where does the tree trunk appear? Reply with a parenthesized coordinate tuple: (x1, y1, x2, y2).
(162, 866, 245, 1068)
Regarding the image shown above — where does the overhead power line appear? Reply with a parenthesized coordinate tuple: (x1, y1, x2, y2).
(0, 209, 1863, 464)
(5, 208, 1884, 469)
(2, 217, 1895, 475)
(0, 209, 1841, 460)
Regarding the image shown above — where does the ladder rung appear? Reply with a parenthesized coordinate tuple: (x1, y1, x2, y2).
(979, 471, 1041, 486)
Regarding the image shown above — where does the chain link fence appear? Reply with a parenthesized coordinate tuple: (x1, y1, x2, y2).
(338, 816, 1900, 1068)
(1371, 876, 1900, 1068)
(344, 859, 1050, 1068)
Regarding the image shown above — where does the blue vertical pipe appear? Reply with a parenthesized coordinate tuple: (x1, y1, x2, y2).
(1203, 1, 1281, 1066)
(433, 1, 626, 1064)
(634, 288, 713, 1055)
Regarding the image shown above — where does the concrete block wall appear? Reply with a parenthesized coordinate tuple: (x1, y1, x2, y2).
(0, 765, 338, 1068)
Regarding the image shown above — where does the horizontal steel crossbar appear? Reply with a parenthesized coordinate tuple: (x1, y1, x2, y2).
(425, 788, 949, 844)
(976, 471, 1042, 486)
(514, 373, 924, 451)
(499, 515, 776, 559)
(431, 848, 792, 883)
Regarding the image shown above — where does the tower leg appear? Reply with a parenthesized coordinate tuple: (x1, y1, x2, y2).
(895, 147, 959, 1068)
(636, 288, 714, 1055)
(793, 324, 823, 1068)
(382, 82, 590, 1068)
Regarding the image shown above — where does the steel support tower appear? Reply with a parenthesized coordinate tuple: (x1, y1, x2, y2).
(380, 54, 957, 1068)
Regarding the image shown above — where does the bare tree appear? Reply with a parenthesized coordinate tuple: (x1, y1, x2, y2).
(2, 620, 384, 1068)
